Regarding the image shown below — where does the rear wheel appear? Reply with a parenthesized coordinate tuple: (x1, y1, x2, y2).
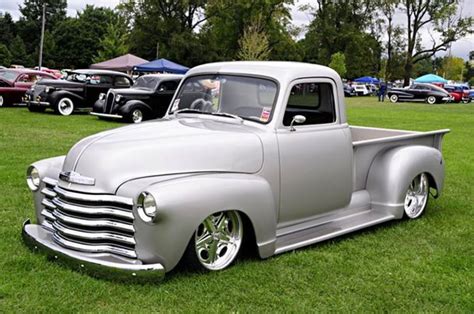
(389, 94, 398, 103)
(426, 96, 437, 104)
(183, 211, 243, 271)
(55, 97, 74, 116)
(404, 173, 429, 219)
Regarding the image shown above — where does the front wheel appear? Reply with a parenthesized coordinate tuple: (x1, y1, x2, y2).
(426, 96, 437, 105)
(183, 211, 243, 271)
(404, 173, 429, 219)
(127, 108, 145, 123)
(389, 94, 398, 103)
(55, 97, 74, 116)
(0, 95, 4, 107)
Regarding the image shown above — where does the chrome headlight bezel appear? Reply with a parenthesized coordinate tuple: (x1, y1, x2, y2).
(115, 95, 122, 103)
(26, 166, 41, 191)
(99, 93, 105, 100)
(137, 192, 158, 222)
(45, 86, 54, 93)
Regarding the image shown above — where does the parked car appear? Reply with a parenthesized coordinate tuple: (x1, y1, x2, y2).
(387, 83, 451, 104)
(343, 83, 356, 97)
(91, 74, 183, 123)
(352, 84, 370, 96)
(0, 69, 56, 107)
(443, 85, 470, 103)
(24, 69, 133, 115)
(34, 67, 63, 79)
(22, 61, 448, 279)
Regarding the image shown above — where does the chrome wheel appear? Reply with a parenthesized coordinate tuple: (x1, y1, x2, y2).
(390, 94, 398, 103)
(427, 96, 436, 104)
(404, 173, 429, 219)
(131, 109, 143, 123)
(0, 95, 3, 106)
(194, 211, 243, 271)
(57, 98, 74, 116)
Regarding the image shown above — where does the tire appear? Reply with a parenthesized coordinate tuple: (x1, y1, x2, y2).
(0, 95, 4, 107)
(389, 94, 398, 103)
(403, 173, 429, 219)
(127, 107, 145, 123)
(182, 211, 243, 271)
(426, 96, 437, 105)
(55, 97, 74, 116)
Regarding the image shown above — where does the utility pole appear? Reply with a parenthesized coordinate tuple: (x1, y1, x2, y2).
(156, 42, 160, 59)
(38, 2, 46, 70)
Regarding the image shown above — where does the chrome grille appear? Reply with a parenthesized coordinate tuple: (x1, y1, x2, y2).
(105, 91, 115, 113)
(39, 178, 136, 259)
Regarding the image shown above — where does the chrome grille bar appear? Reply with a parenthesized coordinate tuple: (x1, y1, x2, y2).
(53, 210, 135, 234)
(54, 186, 133, 206)
(52, 197, 134, 220)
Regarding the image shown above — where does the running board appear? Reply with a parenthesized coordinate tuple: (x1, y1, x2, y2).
(275, 210, 395, 254)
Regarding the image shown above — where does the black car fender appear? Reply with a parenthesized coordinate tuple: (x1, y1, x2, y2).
(118, 100, 153, 117)
(48, 90, 84, 105)
(387, 90, 414, 98)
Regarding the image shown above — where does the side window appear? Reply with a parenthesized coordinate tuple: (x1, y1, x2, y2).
(283, 82, 336, 126)
(115, 76, 131, 87)
(158, 81, 178, 92)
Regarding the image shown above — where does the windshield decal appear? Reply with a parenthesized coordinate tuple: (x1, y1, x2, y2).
(260, 107, 271, 122)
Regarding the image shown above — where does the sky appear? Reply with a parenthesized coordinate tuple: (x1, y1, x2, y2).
(1, 0, 473, 60)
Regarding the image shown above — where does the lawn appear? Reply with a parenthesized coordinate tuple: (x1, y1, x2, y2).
(0, 98, 473, 312)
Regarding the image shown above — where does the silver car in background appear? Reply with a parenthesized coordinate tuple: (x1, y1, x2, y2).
(22, 62, 448, 280)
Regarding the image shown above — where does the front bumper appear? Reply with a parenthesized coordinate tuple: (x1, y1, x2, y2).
(23, 96, 51, 107)
(90, 112, 123, 119)
(22, 219, 165, 280)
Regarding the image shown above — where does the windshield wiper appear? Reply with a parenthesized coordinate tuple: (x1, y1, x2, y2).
(210, 112, 244, 123)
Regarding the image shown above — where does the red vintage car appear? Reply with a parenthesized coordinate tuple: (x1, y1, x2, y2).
(443, 85, 470, 103)
(0, 69, 56, 107)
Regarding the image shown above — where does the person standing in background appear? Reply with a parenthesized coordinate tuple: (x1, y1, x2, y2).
(378, 82, 387, 102)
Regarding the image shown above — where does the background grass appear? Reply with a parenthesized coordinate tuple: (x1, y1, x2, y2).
(0, 98, 473, 312)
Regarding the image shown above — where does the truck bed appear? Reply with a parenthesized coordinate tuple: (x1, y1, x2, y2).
(350, 126, 449, 191)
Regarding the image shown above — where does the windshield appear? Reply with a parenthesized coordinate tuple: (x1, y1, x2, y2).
(66, 72, 89, 83)
(134, 76, 159, 90)
(0, 70, 19, 82)
(170, 75, 278, 123)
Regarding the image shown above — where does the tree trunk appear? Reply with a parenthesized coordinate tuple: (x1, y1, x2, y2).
(403, 56, 413, 86)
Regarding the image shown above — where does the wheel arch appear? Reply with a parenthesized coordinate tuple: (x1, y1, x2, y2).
(118, 100, 153, 117)
(128, 173, 277, 272)
(366, 145, 445, 219)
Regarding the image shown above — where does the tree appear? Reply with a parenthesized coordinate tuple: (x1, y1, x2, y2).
(237, 18, 271, 61)
(9, 35, 31, 66)
(0, 12, 16, 45)
(398, 0, 474, 85)
(0, 44, 12, 66)
(440, 56, 465, 81)
(93, 19, 129, 63)
(328, 52, 347, 77)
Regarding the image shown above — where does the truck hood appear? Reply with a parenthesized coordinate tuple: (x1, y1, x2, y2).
(59, 117, 264, 193)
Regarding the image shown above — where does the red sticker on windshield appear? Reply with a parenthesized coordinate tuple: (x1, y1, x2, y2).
(260, 107, 271, 122)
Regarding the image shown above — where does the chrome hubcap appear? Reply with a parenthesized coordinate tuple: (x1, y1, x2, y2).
(59, 99, 73, 115)
(428, 97, 436, 104)
(0, 95, 3, 106)
(404, 173, 429, 219)
(195, 211, 243, 270)
(132, 109, 143, 123)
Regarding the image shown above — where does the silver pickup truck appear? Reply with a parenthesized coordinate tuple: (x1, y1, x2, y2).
(23, 62, 449, 280)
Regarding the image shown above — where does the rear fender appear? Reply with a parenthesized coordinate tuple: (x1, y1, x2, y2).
(127, 173, 277, 271)
(366, 145, 445, 219)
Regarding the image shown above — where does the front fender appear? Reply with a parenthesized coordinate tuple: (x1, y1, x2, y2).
(118, 100, 152, 116)
(49, 90, 83, 104)
(118, 173, 277, 272)
(366, 145, 445, 219)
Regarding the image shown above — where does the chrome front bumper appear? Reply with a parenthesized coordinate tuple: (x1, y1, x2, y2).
(90, 112, 123, 119)
(22, 219, 165, 280)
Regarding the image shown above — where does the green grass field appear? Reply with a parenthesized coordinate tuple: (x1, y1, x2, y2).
(0, 98, 473, 312)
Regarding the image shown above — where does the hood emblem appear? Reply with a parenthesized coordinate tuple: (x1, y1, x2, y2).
(59, 171, 95, 186)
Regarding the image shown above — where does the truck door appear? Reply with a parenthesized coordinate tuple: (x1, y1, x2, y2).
(276, 79, 353, 225)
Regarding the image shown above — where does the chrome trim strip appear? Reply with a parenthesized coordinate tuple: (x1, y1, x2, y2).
(41, 187, 57, 198)
(22, 221, 164, 280)
(53, 221, 136, 246)
(59, 171, 95, 186)
(41, 209, 56, 221)
(52, 210, 135, 233)
(54, 186, 134, 206)
(41, 198, 56, 210)
(41, 220, 54, 231)
(43, 177, 58, 186)
(90, 112, 123, 119)
(52, 198, 134, 220)
(53, 232, 137, 259)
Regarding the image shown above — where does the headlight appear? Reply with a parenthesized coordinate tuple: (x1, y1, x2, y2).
(45, 86, 54, 93)
(137, 192, 158, 222)
(99, 93, 105, 100)
(115, 95, 122, 102)
(26, 166, 41, 191)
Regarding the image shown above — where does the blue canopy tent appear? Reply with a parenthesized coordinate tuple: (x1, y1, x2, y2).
(354, 76, 380, 84)
(133, 58, 189, 74)
(414, 74, 447, 83)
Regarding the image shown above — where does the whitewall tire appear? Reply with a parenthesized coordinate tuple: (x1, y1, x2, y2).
(56, 98, 74, 116)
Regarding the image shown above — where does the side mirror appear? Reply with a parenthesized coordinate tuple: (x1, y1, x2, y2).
(289, 115, 306, 131)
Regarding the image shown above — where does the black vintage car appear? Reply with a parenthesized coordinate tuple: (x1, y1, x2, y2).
(91, 74, 183, 123)
(387, 83, 451, 104)
(24, 69, 133, 115)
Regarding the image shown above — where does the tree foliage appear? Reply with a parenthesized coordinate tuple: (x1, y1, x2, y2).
(237, 18, 272, 61)
(0, 44, 12, 66)
(328, 52, 347, 77)
(440, 56, 465, 81)
(93, 19, 129, 63)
